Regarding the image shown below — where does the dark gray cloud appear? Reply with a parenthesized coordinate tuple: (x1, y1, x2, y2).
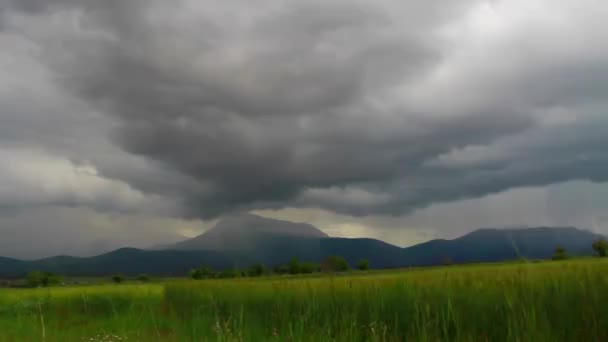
(2, 0, 608, 221)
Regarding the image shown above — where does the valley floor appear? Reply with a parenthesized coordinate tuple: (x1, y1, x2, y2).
(1, 258, 608, 341)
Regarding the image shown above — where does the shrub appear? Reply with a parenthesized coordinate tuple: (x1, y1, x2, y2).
(247, 263, 266, 277)
(322, 256, 350, 272)
(111, 274, 125, 284)
(25, 271, 63, 288)
(300, 262, 320, 274)
(137, 274, 150, 282)
(592, 239, 608, 257)
(190, 266, 214, 280)
(288, 258, 301, 275)
(190, 269, 203, 280)
(217, 269, 239, 279)
(357, 259, 370, 271)
(552, 246, 568, 260)
(273, 264, 289, 275)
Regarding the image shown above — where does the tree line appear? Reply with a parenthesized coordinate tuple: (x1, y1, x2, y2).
(23, 272, 151, 288)
(191, 256, 371, 280)
(552, 238, 608, 260)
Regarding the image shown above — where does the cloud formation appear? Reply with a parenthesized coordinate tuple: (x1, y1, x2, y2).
(1, 0, 608, 250)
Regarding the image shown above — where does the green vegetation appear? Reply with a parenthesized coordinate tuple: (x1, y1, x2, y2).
(552, 246, 569, 260)
(137, 274, 151, 282)
(2, 258, 608, 341)
(592, 238, 608, 257)
(299, 261, 321, 274)
(288, 257, 302, 275)
(322, 255, 350, 272)
(190, 266, 215, 280)
(357, 258, 370, 271)
(25, 270, 63, 288)
(190, 260, 326, 279)
(111, 274, 125, 284)
(216, 268, 242, 279)
(247, 263, 267, 277)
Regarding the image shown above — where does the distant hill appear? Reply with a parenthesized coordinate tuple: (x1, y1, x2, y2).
(0, 257, 25, 276)
(400, 227, 603, 266)
(0, 249, 242, 278)
(0, 225, 604, 277)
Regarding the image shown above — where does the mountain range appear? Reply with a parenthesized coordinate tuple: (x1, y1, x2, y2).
(0, 214, 604, 277)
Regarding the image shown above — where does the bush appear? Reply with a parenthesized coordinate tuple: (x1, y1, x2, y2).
(288, 258, 301, 275)
(111, 275, 125, 284)
(322, 256, 350, 272)
(357, 259, 370, 271)
(217, 269, 240, 279)
(190, 266, 215, 280)
(190, 269, 202, 280)
(273, 264, 289, 275)
(300, 262, 320, 274)
(552, 246, 568, 261)
(247, 263, 266, 277)
(592, 239, 608, 257)
(137, 274, 150, 282)
(25, 271, 63, 288)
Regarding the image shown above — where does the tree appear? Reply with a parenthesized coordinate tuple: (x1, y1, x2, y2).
(190, 266, 214, 280)
(357, 259, 370, 271)
(592, 239, 608, 257)
(111, 274, 125, 284)
(288, 257, 301, 275)
(322, 256, 350, 272)
(137, 274, 150, 282)
(273, 264, 289, 275)
(552, 246, 568, 260)
(300, 262, 320, 274)
(26, 271, 45, 287)
(199, 266, 215, 278)
(26, 271, 63, 288)
(190, 268, 203, 280)
(217, 269, 239, 278)
(247, 263, 266, 277)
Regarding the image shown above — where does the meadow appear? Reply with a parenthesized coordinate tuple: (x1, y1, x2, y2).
(1, 258, 608, 341)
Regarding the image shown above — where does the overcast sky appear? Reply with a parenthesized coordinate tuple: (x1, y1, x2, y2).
(1, 0, 608, 259)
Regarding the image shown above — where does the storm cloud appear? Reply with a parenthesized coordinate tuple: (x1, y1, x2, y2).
(1, 0, 608, 257)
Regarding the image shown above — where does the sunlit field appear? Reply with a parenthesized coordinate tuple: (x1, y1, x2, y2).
(1, 259, 608, 341)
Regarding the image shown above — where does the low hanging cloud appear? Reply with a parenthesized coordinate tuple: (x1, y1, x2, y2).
(1, 0, 608, 221)
(0, 148, 173, 215)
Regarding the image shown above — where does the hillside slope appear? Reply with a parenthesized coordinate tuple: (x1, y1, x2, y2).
(401, 227, 602, 266)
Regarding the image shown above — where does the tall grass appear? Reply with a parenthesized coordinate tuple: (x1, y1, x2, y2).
(0, 284, 163, 341)
(1, 259, 607, 341)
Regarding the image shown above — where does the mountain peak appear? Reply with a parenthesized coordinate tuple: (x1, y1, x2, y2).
(169, 213, 328, 251)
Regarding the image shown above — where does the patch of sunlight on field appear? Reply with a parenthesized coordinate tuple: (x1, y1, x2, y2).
(0, 283, 163, 304)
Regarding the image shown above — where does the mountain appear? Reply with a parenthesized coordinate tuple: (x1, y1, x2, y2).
(164, 214, 404, 268)
(0, 249, 242, 278)
(0, 226, 604, 277)
(0, 256, 25, 276)
(169, 213, 328, 251)
(0, 239, 405, 278)
(400, 227, 603, 266)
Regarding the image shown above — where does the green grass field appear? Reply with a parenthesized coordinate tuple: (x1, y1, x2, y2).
(1, 258, 608, 341)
